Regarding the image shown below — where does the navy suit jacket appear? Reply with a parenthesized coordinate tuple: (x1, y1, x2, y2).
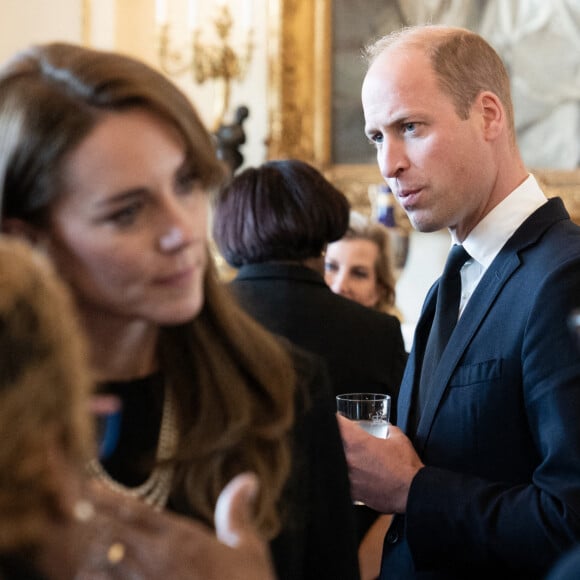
(382, 198, 580, 579)
(229, 262, 407, 421)
(547, 545, 580, 580)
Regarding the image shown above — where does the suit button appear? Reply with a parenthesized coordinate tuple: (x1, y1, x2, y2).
(386, 529, 399, 544)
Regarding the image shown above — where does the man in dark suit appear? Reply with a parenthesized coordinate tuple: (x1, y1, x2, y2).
(338, 25, 580, 579)
(547, 545, 580, 580)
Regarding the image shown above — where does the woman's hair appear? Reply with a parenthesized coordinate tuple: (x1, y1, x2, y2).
(163, 268, 295, 536)
(212, 159, 350, 267)
(0, 43, 294, 537)
(0, 238, 94, 552)
(365, 25, 515, 141)
(343, 212, 397, 313)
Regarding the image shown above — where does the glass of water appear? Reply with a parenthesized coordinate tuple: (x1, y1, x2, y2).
(336, 393, 391, 439)
(337, 393, 391, 505)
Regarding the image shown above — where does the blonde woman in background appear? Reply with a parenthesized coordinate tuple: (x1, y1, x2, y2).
(325, 211, 401, 319)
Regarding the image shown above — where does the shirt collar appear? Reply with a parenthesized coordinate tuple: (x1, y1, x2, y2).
(451, 174, 547, 269)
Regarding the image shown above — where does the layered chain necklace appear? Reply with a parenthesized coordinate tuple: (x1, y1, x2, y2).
(87, 385, 179, 511)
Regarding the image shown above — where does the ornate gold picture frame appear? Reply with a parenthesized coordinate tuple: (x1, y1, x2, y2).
(266, 0, 580, 222)
(266, 0, 331, 166)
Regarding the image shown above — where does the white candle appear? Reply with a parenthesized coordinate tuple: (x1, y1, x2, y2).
(187, 0, 197, 30)
(243, 0, 254, 29)
(155, 0, 168, 25)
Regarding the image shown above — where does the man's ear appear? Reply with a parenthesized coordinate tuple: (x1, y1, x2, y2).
(2, 217, 44, 245)
(479, 91, 504, 141)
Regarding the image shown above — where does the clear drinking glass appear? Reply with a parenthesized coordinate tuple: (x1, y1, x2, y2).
(336, 393, 391, 505)
(336, 393, 391, 438)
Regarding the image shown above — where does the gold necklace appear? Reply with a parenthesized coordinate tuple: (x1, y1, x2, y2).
(87, 384, 178, 511)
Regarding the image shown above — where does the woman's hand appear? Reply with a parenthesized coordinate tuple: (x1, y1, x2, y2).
(66, 474, 276, 579)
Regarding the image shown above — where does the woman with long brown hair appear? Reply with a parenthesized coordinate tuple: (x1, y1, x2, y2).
(0, 42, 358, 579)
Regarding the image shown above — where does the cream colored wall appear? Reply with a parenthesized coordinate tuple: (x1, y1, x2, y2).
(0, 0, 84, 60)
(0, 0, 269, 168)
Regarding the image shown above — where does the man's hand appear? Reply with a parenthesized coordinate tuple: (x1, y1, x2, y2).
(337, 415, 424, 514)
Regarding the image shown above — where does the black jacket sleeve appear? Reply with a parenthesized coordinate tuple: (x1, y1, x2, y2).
(270, 345, 360, 580)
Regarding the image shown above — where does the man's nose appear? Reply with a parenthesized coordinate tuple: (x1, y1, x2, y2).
(378, 138, 408, 179)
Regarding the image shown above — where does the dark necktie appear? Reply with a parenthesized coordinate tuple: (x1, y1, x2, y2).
(416, 244, 470, 420)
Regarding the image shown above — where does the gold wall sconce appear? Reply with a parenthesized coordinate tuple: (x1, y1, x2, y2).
(155, 0, 254, 130)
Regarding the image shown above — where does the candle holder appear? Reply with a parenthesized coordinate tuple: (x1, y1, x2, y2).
(157, 3, 253, 130)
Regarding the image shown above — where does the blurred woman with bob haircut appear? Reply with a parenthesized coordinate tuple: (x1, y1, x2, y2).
(214, 159, 350, 267)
